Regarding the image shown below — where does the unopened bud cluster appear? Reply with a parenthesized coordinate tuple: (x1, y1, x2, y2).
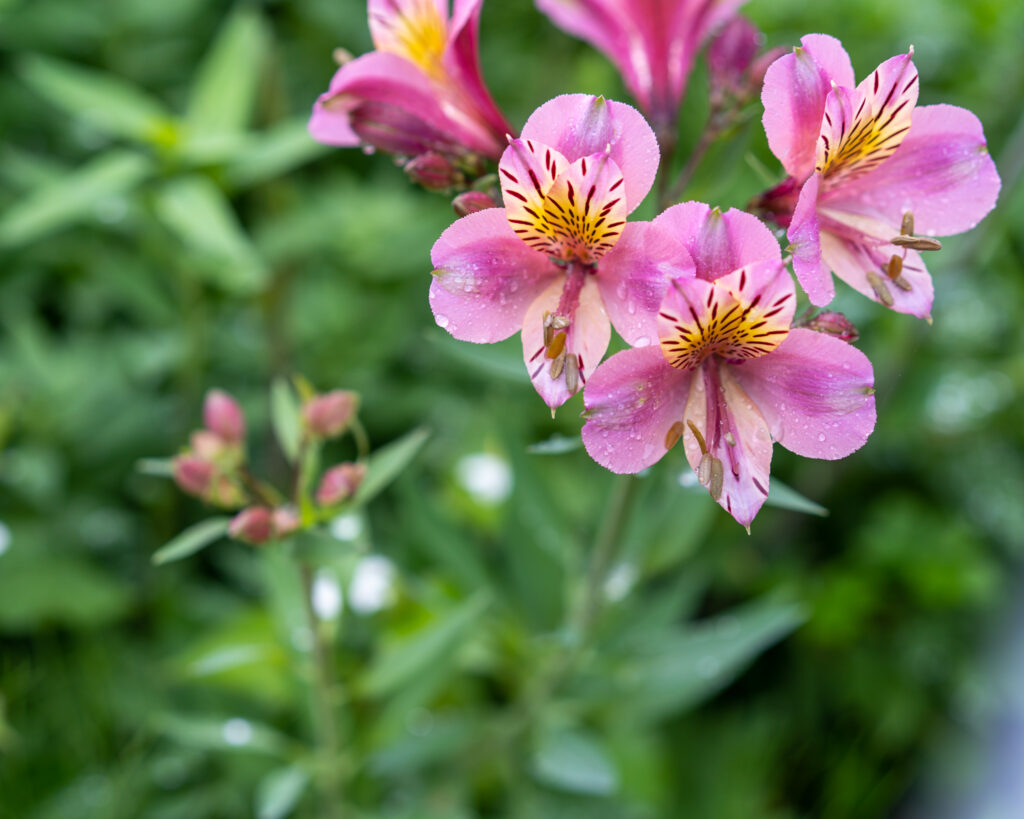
(169, 383, 369, 547)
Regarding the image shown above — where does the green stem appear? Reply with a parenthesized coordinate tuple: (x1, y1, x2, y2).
(349, 417, 371, 461)
(299, 561, 344, 818)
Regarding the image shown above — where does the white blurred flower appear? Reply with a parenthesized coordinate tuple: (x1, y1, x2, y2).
(455, 452, 513, 504)
(330, 512, 363, 542)
(348, 555, 396, 615)
(312, 570, 344, 621)
(221, 718, 252, 746)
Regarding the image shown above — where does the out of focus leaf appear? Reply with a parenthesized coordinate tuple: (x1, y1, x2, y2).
(153, 713, 291, 757)
(184, 7, 268, 141)
(270, 378, 302, 464)
(225, 119, 329, 189)
(427, 331, 528, 384)
(17, 54, 175, 143)
(531, 727, 619, 796)
(765, 479, 829, 517)
(0, 151, 151, 246)
(152, 517, 231, 565)
(137, 457, 175, 478)
(619, 597, 806, 721)
(255, 764, 310, 819)
(361, 592, 490, 698)
(0, 550, 131, 630)
(352, 427, 431, 507)
(153, 175, 268, 293)
(527, 434, 582, 455)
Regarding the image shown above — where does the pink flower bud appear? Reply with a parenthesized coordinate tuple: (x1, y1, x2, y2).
(203, 390, 246, 444)
(452, 190, 499, 217)
(316, 462, 367, 507)
(803, 311, 860, 343)
(272, 507, 301, 537)
(190, 430, 226, 461)
(173, 455, 213, 497)
(708, 17, 761, 95)
(229, 506, 275, 545)
(404, 151, 463, 192)
(303, 391, 359, 439)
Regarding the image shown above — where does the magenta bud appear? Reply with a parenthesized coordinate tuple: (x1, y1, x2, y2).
(229, 507, 275, 545)
(272, 507, 301, 537)
(173, 455, 213, 497)
(303, 391, 359, 439)
(452, 190, 499, 217)
(203, 390, 246, 444)
(316, 462, 367, 507)
(404, 151, 463, 192)
(349, 101, 457, 157)
(708, 17, 761, 92)
(804, 311, 860, 343)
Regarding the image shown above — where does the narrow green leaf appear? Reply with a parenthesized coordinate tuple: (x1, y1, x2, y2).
(426, 331, 527, 384)
(352, 427, 431, 507)
(526, 434, 582, 455)
(766, 479, 829, 517)
(153, 517, 231, 565)
(18, 54, 174, 144)
(153, 712, 291, 757)
(184, 7, 268, 141)
(255, 764, 310, 819)
(153, 175, 268, 293)
(0, 151, 151, 247)
(225, 119, 330, 189)
(531, 728, 619, 796)
(270, 379, 302, 463)
(136, 457, 175, 478)
(621, 597, 806, 721)
(361, 592, 490, 698)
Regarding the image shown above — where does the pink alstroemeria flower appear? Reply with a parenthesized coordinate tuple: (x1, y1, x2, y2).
(430, 94, 694, 408)
(310, 0, 512, 161)
(582, 203, 876, 528)
(535, 0, 746, 134)
(757, 35, 1000, 318)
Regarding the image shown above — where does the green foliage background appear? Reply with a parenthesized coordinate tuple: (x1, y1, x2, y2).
(1, 0, 1022, 816)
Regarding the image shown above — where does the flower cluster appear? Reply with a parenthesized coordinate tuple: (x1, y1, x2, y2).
(311, 5, 1000, 527)
(171, 386, 368, 545)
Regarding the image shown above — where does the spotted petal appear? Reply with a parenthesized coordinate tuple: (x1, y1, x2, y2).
(657, 262, 796, 371)
(503, 147, 628, 263)
(520, 94, 659, 213)
(523, 277, 610, 408)
(681, 363, 773, 528)
(816, 51, 918, 186)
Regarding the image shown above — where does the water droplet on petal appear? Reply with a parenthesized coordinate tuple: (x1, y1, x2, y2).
(436, 314, 449, 328)
(635, 336, 650, 348)
(817, 433, 826, 442)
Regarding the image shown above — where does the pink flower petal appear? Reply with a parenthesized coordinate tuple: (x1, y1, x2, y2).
(819, 231, 934, 319)
(523, 277, 610, 408)
(596, 220, 695, 347)
(445, 0, 515, 141)
(582, 346, 692, 473)
(828, 104, 1001, 236)
(816, 53, 917, 185)
(787, 173, 835, 306)
(654, 201, 781, 282)
(657, 262, 795, 370)
(499, 137, 568, 231)
(682, 363, 773, 528)
(730, 327, 876, 460)
(761, 34, 852, 181)
(520, 94, 659, 213)
(430, 208, 559, 342)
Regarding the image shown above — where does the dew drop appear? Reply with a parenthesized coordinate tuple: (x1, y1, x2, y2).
(635, 336, 650, 348)
(436, 314, 449, 328)
(817, 433, 826, 442)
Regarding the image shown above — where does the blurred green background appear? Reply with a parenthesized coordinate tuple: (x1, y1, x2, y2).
(1, 0, 1023, 816)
